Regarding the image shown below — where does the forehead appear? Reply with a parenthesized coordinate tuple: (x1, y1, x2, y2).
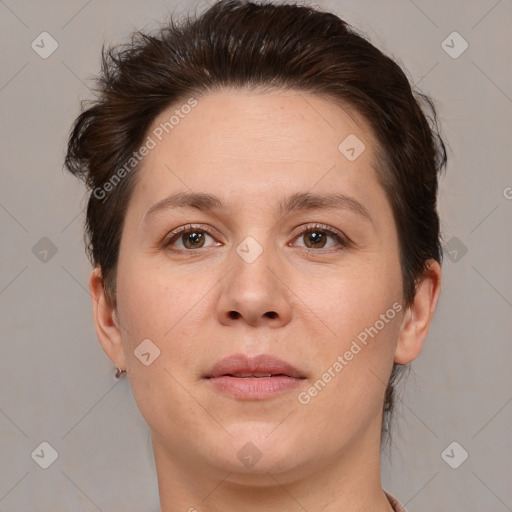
(130, 88, 382, 212)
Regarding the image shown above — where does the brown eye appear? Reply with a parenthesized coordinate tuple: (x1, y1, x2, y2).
(292, 224, 349, 252)
(303, 229, 329, 249)
(165, 225, 220, 251)
(181, 230, 207, 249)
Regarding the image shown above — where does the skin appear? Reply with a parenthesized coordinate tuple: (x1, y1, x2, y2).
(89, 88, 441, 512)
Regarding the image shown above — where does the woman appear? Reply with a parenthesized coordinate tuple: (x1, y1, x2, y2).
(64, 1, 446, 510)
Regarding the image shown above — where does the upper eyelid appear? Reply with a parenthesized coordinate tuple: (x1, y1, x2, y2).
(166, 223, 221, 241)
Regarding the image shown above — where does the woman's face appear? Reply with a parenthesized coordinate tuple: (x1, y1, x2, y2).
(100, 89, 415, 483)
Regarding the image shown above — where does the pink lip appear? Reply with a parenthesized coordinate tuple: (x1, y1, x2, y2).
(204, 353, 306, 400)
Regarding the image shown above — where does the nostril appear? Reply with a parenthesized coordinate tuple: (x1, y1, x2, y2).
(228, 311, 241, 319)
(265, 311, 277, 319)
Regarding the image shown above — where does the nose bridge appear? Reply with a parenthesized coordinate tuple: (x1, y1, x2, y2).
(232, 229, 277, 294)
(229, 205, 277, 270)
(217, 226, 292, 326)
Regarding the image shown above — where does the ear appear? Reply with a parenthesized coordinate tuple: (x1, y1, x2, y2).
(395, 259, 442, 364)
(89, 266, 126, 370)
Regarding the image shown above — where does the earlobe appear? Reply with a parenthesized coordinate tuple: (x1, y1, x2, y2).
(395, 260, 442, 365)
(89, 266, 126, 370)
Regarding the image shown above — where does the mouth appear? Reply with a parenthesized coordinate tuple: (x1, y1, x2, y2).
(205, 353, 306, 380)
(221, 373, 290, 378)
(204, 353, 306, 400)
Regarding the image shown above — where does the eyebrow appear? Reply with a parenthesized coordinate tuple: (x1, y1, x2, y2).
(144, 191, 373, 224)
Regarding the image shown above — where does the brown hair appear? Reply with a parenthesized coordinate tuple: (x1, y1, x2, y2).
(64, 0, 447, 448)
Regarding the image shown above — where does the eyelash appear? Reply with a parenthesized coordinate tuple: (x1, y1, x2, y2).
(162, 223, 352, 254)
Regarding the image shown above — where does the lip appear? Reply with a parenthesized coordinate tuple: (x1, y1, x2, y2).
(206, 353, 305, 379)
(204, 353, 306, 400)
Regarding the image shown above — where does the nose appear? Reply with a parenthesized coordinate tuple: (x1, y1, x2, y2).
(216, 239, 293, 328)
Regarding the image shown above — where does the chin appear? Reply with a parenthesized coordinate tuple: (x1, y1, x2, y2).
(207, 423, 307, 475)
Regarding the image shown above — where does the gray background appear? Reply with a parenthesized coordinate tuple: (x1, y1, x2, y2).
(1, 0, 511, 510)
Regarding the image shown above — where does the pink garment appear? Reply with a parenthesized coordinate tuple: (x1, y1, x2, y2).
(385, 490, 407, 512)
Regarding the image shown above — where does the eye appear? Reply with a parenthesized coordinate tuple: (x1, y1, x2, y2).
(164, 224, 221, 251)
(163, 222, 350, 254)
(291, 223, 350, 251)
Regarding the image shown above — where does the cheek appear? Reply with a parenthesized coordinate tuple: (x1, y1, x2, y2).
(116, 257, 216, 372)
(116, 262, 209, 437)
(299, 288, 401, 444)
(116, 258, 185, 339)
(310, 256, 402, 341)
(301, 257, 402, 398)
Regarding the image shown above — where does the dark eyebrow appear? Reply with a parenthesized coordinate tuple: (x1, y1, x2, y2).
(144, 191, 373, 224)
(145, 192, 224, 219)
(278, 191, 373, 224)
